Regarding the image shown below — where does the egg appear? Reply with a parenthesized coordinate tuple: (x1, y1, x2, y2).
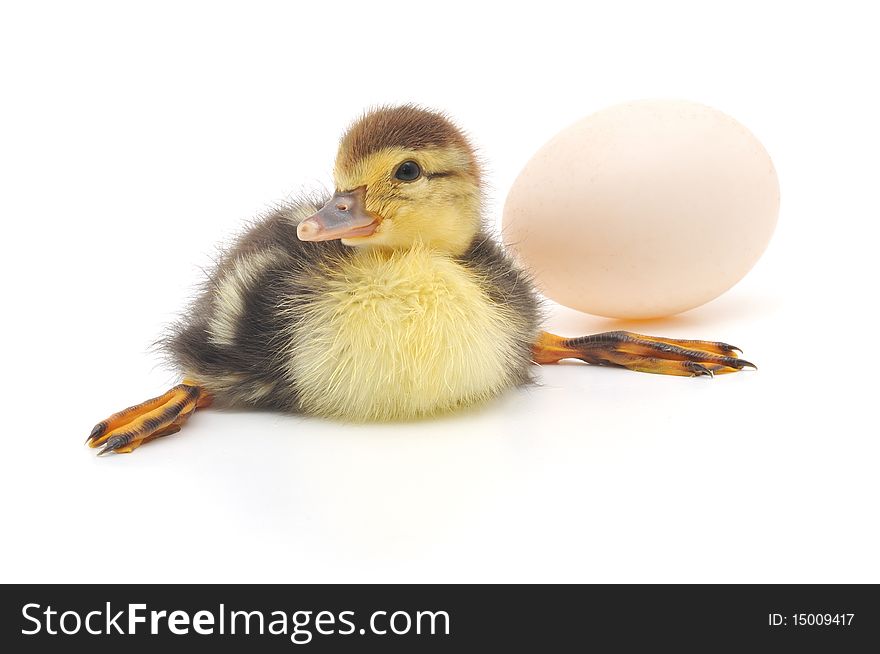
(502, 100, 780, 319)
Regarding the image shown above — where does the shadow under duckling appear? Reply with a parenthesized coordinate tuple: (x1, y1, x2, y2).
(86, 105, 755, 455)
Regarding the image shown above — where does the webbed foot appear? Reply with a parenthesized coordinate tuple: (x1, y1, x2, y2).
(85, 382, 211, 455)
(533, 331, 756, 376)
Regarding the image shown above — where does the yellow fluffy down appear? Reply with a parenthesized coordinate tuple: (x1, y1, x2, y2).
(286, 243, 520, 421)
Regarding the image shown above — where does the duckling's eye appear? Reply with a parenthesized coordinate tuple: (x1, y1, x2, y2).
(394, 161, 421, 182)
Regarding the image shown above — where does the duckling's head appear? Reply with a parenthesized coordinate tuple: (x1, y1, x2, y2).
(297, 105, 482, 255)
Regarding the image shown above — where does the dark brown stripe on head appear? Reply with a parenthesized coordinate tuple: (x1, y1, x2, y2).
(338, 105, 474, 167)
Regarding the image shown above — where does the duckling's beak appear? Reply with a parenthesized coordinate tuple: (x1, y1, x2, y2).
(297, 186, 380, 241)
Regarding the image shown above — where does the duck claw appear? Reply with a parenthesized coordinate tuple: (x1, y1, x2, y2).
(534, 330, 758, 377)
(686, 362, 715, 377)
(85, 383, 206, 456)
(96, 443, 119, 457)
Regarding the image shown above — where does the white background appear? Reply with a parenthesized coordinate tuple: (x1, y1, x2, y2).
(1, 1, 878, 583)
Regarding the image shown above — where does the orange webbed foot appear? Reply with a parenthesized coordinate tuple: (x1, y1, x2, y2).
(85, 382, 211, 455)
(533, 330, 756, 377)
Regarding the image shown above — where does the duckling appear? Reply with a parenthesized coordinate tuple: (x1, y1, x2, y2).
(86, 105, 755, 455)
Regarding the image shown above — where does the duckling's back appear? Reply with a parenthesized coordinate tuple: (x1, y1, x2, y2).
(163, 202, 541, 420)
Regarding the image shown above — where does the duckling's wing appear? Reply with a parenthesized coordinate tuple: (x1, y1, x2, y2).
(158, 194, 350, 411)
(457, 233, 544, 385)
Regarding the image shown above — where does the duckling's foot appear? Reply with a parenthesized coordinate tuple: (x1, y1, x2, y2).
(85, 382, 212, 455)
(532, 331, 756, 376)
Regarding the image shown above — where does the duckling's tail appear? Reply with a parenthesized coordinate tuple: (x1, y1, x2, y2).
(85, 380, 213, 455)
(532, 331, 755, 377)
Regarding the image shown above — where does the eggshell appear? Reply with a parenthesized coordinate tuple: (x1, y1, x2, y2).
(502, 100, 779, 319)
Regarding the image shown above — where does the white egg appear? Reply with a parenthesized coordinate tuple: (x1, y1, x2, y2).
(502, 100, 780, 319)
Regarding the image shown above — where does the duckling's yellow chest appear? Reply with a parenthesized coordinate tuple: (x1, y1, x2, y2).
(288, 246, 520, 421)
